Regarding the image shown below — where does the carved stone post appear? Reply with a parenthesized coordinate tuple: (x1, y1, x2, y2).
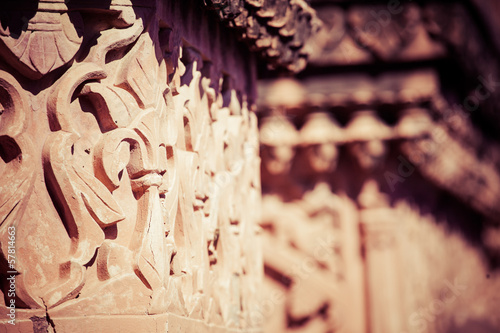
(360, 210, 404, 333)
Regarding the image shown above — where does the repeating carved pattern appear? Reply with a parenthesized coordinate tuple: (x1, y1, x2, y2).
(0, 1, 262, 331)
(203, 0, 321, 72)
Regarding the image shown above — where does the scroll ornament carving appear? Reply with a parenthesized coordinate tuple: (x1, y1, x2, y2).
(0, 10, 175, 310)
(0, 4, 261, 330)
(0, 7, 132, 306)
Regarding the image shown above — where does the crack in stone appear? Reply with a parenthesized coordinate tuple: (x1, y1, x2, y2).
(41, 299, 57, 333)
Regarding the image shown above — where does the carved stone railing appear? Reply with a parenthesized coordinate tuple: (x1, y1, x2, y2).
(0, 0, 269, 331)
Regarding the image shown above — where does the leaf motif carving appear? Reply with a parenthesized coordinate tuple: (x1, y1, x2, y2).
(115, 37, 160, 109)
(29, 32, 58, 75)
(0, 72, 33, 230)
(0, 136, 35, 230)
(0, 70, 38, 307)
(80, 83, 141, 131)
(76, 166, 126, 228)
(43, 131, 125, 265)
(0, 10, 83, 79)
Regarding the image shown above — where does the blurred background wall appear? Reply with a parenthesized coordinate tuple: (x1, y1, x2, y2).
(256, 1, 500, 332)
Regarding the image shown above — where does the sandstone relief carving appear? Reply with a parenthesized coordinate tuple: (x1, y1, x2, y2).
(2, 0, 500, 332)
(0, 0, 265, 331)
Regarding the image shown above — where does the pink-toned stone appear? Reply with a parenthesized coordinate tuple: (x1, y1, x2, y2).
(0, 0, 285, 331)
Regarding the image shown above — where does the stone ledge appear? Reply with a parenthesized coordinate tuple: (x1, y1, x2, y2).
(0, 313, 264, 333)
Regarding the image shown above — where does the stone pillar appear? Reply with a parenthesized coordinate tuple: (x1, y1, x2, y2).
(360, 210, 404, 333)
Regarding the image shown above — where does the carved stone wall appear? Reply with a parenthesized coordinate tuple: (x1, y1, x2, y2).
(0, 0, 282, 331)
(258, 1, 500, 331)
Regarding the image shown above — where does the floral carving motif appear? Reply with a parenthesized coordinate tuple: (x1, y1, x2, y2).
(0, 2, 262, 331)
(0, 1, 84, 78)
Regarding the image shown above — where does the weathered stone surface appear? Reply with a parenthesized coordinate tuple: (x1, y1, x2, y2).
(2, 0, 500, 332)
(0, 0, 265, 331)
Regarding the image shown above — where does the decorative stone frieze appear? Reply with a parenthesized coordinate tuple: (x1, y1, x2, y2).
(0, 0, 276, 331)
